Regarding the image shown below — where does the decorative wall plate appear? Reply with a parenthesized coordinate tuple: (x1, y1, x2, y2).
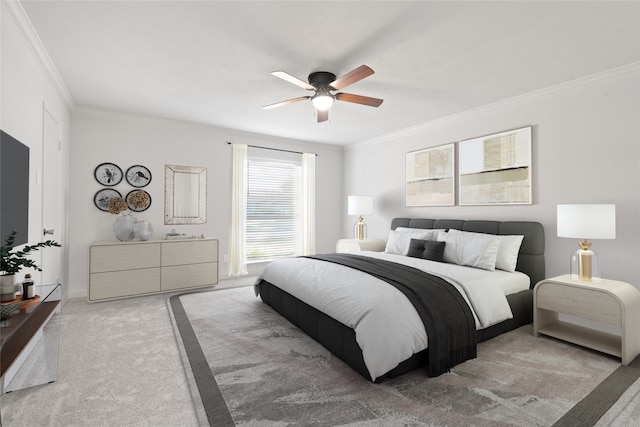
(94, 188, 122, 212)
(126, 165, 152, 188)
(126, 190, 151, 212)
(94, 163, 123, 186)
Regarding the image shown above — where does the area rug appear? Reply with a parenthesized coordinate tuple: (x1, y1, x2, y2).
(170, 286, 634, 426)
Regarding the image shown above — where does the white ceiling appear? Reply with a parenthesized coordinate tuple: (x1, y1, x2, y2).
(20, 1, 640, 145)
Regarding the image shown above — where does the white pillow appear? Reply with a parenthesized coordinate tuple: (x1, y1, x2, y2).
(447, 230, 524, 272)
(494, 235, 524, 272)
(437, 231, 501, 271)
(395, 227, 445, 241)
(385, 229, 433, 255)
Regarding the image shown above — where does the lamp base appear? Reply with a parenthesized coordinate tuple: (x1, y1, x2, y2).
(354, 216, 367, 240)
(570, 240, 601, 282)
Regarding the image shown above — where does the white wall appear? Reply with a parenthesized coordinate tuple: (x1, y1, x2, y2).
(344, 64, 640, 287)
(1, 3, 71, 300)
(68, 110, 343, 298)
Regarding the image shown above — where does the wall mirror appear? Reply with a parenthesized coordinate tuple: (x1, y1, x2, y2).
(164, 164, 207, 224)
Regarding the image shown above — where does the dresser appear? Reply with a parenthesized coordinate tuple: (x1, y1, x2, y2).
(89, 238, 218, 301)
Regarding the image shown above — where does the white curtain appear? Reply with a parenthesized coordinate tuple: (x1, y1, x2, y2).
(229, 143, 248, 276)
(301, 152, 316, 255)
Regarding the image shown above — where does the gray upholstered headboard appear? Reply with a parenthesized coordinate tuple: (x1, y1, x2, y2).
(390, 218, 545, 288)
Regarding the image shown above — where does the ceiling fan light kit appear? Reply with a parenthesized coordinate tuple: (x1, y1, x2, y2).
(264, 65, 383, 123)
(311, 91, 334, 111)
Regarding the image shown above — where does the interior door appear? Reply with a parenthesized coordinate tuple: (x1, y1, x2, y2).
(41, 107, 61, 285)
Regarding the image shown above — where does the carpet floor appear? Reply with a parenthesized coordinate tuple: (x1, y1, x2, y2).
(172, 286, 640, 426)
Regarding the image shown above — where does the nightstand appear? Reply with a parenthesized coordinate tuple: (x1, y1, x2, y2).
(336, 238, 386, 253)
(533, 274, 640, 365)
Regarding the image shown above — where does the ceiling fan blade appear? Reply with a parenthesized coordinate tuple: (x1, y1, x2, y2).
(262, 96, 310, 110)
(317, 109, 329, 123)
(271, 71, 315, 90)
(335, 92, 384, 107)
(329, 65, 374, 90)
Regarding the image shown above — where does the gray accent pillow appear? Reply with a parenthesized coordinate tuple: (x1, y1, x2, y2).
(407, 239, 446, 262)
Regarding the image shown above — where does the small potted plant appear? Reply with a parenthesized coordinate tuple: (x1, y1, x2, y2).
(1, 230, 60, 301)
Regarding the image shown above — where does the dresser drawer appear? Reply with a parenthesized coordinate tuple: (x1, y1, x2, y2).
(90, 243, 160, 273)
(89, 268, 160, 301)
(161, 262, 218, 291)
(161, 240, 218, 266)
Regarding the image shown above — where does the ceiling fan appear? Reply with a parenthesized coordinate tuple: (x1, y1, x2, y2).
(263, 64, 383, 123)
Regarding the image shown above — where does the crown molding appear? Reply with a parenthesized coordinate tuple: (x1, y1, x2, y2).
(72, 106, 344, 154)
(2, 0, 75, 107)
(348, 62, 640, 151)
(73, 105, 228, 130)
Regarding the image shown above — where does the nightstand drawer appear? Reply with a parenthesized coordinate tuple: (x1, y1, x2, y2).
(336, 238, 385, 253)
(536, 282, 622, 326)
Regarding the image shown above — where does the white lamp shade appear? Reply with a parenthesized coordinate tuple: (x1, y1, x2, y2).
(557, 204, 616, 239)
(348, 196, 373, 216)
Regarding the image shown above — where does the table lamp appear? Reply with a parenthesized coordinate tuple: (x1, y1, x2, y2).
(557, 204, 616, 282)
(348, 196, 373, 240)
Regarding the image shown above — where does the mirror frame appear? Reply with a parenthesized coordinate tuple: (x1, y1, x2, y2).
(164, 164, 207, 225)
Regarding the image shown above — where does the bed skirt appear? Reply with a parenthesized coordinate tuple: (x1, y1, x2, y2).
(257, 279, 533, 382)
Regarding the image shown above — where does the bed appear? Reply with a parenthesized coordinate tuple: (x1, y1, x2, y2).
(255, 218, 545, 382)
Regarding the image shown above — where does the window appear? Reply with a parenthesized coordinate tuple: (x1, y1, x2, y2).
(246, 157, 301, 261)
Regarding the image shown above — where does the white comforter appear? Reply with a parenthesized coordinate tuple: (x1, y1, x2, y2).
(256, 251, 529, 381)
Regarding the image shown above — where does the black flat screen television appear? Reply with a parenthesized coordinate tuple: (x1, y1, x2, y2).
(0, 130, 30, 246)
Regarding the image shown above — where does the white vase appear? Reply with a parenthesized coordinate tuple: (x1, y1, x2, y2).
(0, 275, 19, 302)
(134, 220, 153, 241)
(113, 214, 137, 241)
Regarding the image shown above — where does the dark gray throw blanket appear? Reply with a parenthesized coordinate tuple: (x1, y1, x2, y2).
(305, 253, 477, 377)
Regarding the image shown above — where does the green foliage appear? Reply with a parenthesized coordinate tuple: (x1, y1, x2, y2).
(1, 230, 61, 275)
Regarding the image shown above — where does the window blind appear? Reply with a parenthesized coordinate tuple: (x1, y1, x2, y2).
(246, 157, 301, 261)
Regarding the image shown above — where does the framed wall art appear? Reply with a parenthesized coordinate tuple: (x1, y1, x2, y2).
(94, 162, 123, 186)
(458, 126, 532, 205)
(406, 143, 455, 206)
